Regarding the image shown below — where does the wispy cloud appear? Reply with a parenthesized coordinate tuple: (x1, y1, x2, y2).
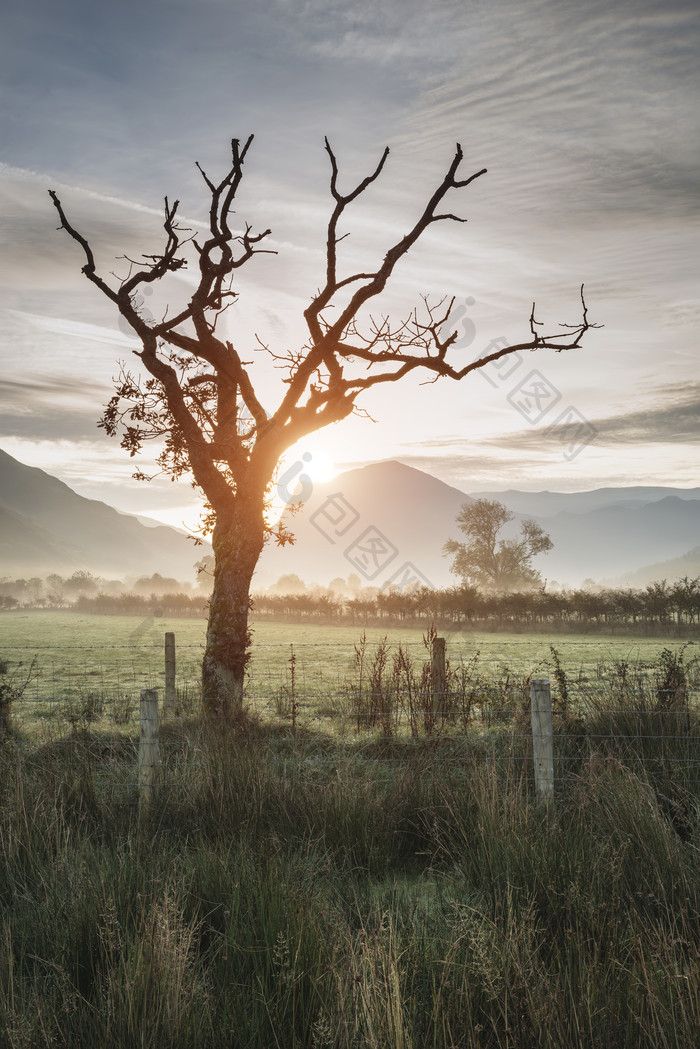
(4, 309, 139, 350)
(485, 382, 700, 451)
(0, 375, 110, 443)
(2, 0, 698, 495)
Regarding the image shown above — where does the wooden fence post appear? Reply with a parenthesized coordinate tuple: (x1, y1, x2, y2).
(139, 688, 159, 817)
(431, 636, 446, 722)
(530, 678, 554, 801)
(164, 632, 176, 706)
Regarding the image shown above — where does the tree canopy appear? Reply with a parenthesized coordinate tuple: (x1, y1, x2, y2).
(444, 498, 553, 592)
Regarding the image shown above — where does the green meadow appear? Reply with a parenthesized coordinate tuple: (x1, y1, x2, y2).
(0, 609, 697, 749)
(2, 609, 692, 704)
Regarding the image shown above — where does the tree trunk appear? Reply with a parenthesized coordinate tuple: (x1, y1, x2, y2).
(201, 493, 266, 718)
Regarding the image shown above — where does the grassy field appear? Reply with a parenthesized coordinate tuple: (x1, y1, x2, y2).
(2, 609, 694, 694)
(2, 613, 700, 1045)
(1, 610, 698, 741)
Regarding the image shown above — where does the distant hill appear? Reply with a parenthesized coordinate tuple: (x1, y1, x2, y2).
(2, 449, 698, 590)
(258, 460, 474, 590)
(535, 497, 700, 584)
(0, 448, 208, 581)
(474, 486, 700, 517)
(258, 461, 700, 589)
(612, 545, 700, 588)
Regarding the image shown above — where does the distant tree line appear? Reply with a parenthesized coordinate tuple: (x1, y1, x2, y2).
(0, 571, 207, 615)
(2, 570, 700, 636)
(251, 577, 700, 636)
(73, 592, 210, 616)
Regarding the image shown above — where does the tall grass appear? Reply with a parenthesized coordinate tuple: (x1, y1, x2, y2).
(1, 702, 700, 1048)
(342, 628, 531, 741)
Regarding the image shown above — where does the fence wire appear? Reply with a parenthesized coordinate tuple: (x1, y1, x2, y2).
(3, 638, 700, 807)
(4, 699, 700, 804)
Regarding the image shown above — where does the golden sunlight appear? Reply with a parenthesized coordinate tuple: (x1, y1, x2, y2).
(267, 448, 338, 525)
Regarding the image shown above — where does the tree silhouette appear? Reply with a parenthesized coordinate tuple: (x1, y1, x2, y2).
(50, 135, 595, 716)
(444, 498, 553, 592)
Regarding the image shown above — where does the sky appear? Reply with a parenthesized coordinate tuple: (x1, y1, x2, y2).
(1, 0, 698, 530)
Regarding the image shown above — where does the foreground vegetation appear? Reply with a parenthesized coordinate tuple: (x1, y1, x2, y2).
(1, 638, 700, 1047)
(2, 692, 700, 1048)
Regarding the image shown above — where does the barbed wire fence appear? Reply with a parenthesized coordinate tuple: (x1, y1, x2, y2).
(2, 634, 700, 819)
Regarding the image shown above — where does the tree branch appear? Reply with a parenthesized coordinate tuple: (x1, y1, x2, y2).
(50, 136, 597, 541)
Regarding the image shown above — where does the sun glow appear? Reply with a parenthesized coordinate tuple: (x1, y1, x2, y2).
(277, 449, 337, 491)
(266, 448, 338, 526)
(301, 451, 337, 485)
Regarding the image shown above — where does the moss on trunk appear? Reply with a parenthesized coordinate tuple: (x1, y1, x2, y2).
(202, 493, 266, 718)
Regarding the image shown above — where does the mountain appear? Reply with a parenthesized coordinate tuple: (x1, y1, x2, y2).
(473, 486, 700, 517)
(0, 448, 208, 580)
(258, 460, 474, 590)
(258, 461, 700, 589)
(2, 448, 698, 590)
(535, 497, 700, 584)
(612, 545, 700, 588)
(0, 505, 73, 570)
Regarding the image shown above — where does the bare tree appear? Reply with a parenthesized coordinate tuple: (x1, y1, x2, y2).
(49, 135, 596, 716)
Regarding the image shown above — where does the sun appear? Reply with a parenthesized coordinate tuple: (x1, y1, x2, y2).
(302, 451, 337, 485)
(276, 447, 337, 491)
(265, 448, 338, 526)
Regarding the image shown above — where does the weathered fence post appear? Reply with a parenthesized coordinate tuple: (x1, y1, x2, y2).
(431, 636, 446, 723)
(164, 632, 176, 706)
(530, 678, 554, 801)
(139, 688, 159, 818)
